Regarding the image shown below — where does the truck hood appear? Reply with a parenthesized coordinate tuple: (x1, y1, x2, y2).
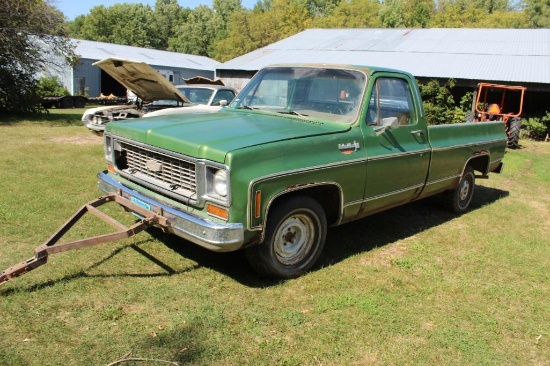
(106, 110, 351, 162)
(93, 57, 190, 103)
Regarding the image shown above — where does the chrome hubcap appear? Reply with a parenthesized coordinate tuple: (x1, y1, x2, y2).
(459, 180, 470, 202)
(274, 213, 315, 266)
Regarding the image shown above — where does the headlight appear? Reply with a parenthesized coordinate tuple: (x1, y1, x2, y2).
(104, 135, 113, 163)
(213, 170, 228, 197)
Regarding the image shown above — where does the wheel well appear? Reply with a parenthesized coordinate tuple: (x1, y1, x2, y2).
(467, 154, 490, 175)
(268, 185, 341, 226)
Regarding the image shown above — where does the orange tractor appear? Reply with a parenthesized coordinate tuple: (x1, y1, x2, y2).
(467, 83, 526, 148)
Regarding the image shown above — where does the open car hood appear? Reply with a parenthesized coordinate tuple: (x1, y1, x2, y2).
(93, 58, 190, 103)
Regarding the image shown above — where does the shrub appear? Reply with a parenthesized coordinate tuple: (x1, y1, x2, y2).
(37, 76, 70, 97)
(418, 79, 466, 125)
(521, 111, 550, 140)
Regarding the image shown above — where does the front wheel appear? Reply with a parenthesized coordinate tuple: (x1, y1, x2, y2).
(245, 196, 327, 279)
(445, 166, 475, 213)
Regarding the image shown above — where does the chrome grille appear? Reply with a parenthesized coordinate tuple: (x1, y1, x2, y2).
(118, 141, 196, 196)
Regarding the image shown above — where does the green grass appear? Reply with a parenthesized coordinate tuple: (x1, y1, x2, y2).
(0, 113, 548, 365)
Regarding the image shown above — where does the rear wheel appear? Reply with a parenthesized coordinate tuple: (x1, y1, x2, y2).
(60, 96, 74, 109)
(245, 196, 327, 279)
(74, 97, 87, 108)
(507, 117, 521, 148)
(445, 166, 475, 213)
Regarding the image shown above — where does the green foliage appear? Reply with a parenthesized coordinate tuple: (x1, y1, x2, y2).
(213, 0, 312, 62)
(0, 0, 75, 115)
(379, 0, 434, 28)
(168, 5, 225, 57)
(69, 4, 160, 49)
(521, 111, 550, 140)
(418, 79, 466, 124)
(524, 0, 550, 27)
(313, 0, 382, 28)
(459, 91, 474, 111)
(152, 0, 191, 50)
(379, 0, 407, 27)
(36, 76, 70, 97)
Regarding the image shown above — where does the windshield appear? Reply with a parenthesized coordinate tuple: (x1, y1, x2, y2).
(229, 66, 366, 124)
(177, 87, 215, 105)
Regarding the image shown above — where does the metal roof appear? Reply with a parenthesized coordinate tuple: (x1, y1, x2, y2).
(218, 28, 550, 84)
(73, 39, 220, 71)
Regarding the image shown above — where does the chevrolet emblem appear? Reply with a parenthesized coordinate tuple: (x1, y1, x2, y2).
(145, 159, 162, 173)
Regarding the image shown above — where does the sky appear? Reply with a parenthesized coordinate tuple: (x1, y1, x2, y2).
(54, 0, 256, 21)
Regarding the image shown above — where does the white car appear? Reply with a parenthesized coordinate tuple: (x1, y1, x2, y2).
(82, 58, 236, 132)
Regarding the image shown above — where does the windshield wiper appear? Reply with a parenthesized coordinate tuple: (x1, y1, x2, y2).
(237, 105, 257, 110)
(278, 110, 308, 117)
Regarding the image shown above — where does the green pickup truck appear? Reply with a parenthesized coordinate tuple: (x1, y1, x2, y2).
(98, 64, 507, 279)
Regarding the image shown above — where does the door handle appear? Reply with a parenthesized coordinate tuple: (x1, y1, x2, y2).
(411, 130, 425, 136)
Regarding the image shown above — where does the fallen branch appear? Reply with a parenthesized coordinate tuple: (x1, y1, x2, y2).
(106, 351, 179, 366)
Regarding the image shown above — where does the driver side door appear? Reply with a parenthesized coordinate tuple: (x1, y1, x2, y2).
(361, 74, 431, 215)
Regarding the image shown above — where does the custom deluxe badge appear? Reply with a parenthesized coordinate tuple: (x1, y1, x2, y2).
(338, 141, 360, 155)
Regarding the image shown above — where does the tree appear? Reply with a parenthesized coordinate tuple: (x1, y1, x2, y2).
(168, 5, 225, 56)
(69, 4, 158, 48)
(153, 0, 188, 50)
(404, 0, 434, 27)
(429, 0, 482, 27)
(213, 0, 311, 61)
(0, 0, 75, 115)
(313, 0, 382, 28)
(524, 0, 550, 27)
(379, 0, 434, 28)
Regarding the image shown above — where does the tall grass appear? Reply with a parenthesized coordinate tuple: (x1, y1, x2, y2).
(0, 116, 548, 365)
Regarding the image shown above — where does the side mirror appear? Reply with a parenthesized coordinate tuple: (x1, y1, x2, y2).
(374, 117, 399, 136)
(219, 100, 228, 107)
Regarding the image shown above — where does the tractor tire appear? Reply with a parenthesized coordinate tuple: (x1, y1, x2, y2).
(507, 117, 521, 148)
(465, 111, 475, 123)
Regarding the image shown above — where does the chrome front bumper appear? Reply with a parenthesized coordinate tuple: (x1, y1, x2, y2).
(97, 171, 244, 252)
(82, 118, 107, 132)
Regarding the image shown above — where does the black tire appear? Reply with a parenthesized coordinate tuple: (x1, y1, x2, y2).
(445, 166, 475, 213)
(60, 96, 74, 109)
(245, 196, 327, 279)
(74, 97, 86, 108)
(465, 111, 475, 123)
(507, 117, 521, 148)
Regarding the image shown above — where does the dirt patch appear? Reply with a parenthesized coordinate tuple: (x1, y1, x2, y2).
(44, 135, 102, 145)
(359, 240, 409, 267)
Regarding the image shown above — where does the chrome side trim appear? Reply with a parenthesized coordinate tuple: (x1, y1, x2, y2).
(362, 183, 425, 202)
(367, 148, 431, 161)
(424, 174, 461, 187)
(431, 138, 507, 152)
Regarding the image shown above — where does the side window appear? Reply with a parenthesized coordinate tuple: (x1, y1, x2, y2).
(212, 90, 236, 105)
(366, 77, 416, 126)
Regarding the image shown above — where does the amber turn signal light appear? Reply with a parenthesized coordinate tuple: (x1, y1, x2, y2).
(207, 204, 228, 220)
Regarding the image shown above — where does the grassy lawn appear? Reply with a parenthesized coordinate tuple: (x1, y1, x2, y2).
(0, 112, 548, 365)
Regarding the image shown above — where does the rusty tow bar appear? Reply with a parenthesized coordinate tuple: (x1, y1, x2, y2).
(0, 194, 168, 287)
